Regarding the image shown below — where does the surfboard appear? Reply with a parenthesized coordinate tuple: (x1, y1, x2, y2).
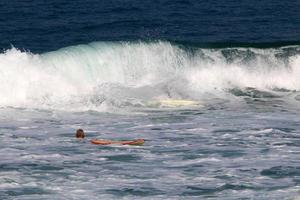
(91, 139, 145, 146)
(147, 99, 202, 108)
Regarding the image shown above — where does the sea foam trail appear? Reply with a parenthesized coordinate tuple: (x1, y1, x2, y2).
(0, 41, 300, 111)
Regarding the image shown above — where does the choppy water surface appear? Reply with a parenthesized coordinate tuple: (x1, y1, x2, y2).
(0, 102, 300, 199)
(1, 41, 300, 199)
(1, 0, 300, 199)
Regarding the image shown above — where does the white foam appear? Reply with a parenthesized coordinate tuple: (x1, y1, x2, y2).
(164, 157, 221, 167)
(0, 42, 299, 111)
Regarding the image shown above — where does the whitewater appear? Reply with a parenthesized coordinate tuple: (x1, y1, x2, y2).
(1, 41, 300, 111)
(1, 41, 300, 199)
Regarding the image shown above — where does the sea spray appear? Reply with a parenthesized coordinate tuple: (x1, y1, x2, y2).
(0, 41, 300, 111)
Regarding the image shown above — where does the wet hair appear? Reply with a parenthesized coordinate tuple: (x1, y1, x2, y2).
(76, 129, 85, 138)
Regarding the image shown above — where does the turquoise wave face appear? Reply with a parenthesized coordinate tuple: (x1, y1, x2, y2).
(1, 41, 300, 111)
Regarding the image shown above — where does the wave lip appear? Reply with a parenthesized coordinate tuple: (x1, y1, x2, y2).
(1, 41, 300, 111)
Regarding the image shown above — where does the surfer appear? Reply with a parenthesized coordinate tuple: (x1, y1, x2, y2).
(75, 129, 145, 145)
(76, 129, 85, 138)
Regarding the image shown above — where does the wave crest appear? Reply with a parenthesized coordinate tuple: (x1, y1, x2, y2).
(1, 41, 300, 111)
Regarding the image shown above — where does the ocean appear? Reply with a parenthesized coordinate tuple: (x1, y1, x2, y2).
(1, 0, 300, 199)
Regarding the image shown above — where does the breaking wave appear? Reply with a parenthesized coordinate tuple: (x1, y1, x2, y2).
(1, 41, 300, 111)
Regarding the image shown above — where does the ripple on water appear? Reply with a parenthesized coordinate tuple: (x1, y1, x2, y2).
(260, 166, 300, 179)
(5, 187, 51, 197)
(106, 187, 165, 197)
(181, 183, 255, 196)
(104, 154, 141, 162)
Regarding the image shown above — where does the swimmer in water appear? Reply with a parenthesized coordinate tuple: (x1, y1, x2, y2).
(76, 129, 85, 139)
(75, 129, 145, 145)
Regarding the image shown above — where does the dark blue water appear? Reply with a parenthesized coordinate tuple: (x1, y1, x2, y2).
(1, 1, 300, 200)
(1, 0, 300, 52)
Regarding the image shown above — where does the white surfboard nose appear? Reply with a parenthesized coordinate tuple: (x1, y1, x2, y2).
(147, 99, 203, 108)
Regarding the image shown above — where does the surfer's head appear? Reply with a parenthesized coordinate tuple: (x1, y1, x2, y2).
(76, 129, 85, 138)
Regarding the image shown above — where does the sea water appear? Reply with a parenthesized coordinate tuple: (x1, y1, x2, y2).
(1, 1, 300, 199)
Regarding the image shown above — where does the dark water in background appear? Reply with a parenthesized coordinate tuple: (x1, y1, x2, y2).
(1, 1, 300, 199)
(1, 0, 300, 52)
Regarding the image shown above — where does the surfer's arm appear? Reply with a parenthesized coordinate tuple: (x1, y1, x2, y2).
(91, 139, 145, 145)
(91, 139, 113, 145)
